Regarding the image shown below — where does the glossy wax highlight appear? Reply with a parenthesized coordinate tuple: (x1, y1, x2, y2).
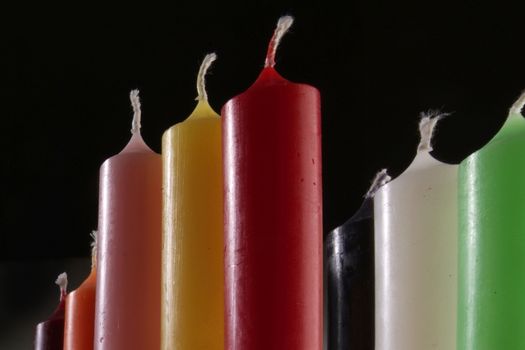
(222, 16, 323, 350)
(458, 94, 525, 350)
(94, 91, 162, 350)
(64, 232, 97, 350)
(325, 170, 389, 350)
(162, 54, 224, 350)
(374, 114, 457, 350)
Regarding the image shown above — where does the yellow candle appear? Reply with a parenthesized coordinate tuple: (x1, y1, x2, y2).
(161, 53, 224, 349)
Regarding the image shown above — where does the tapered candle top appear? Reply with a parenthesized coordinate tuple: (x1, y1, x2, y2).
(56, 272, 68, 302)
(119, 89, 155, 153)
(365, 169, 391, 198)
(196, 53, 217, 102)
(186, 53, 219, 120)
(265, 15, 294, 68)
(417, 111, 448, 152)
(509, 90, 525, 117)
(479, 90, 525, 145)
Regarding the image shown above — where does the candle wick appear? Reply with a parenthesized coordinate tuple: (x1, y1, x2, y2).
(196, 53, 217, 102)
(264, 15, 294, 68)
(130, 89, 142, 134)
(365, 169, 391, 198)
(90, 230, 98, 269)
(55, 272, 68, 300)
(509, 90, 525, 116)
(417, 110, 450, 152)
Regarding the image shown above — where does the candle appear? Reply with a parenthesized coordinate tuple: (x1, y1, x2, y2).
(161, 54, 224, 349)
(63, 231, 97, 350)
(458, 92, 525, 349)
(222, 16, 323, 349)
(325, 170, 390, 350)
(94, 90, 162, 350)
(374, 113, 457, 350)
(34, 273, 67, 350)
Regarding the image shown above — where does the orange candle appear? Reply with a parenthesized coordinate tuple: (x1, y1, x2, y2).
(94, 90, 162, 350)
(64, 231, 97, 350)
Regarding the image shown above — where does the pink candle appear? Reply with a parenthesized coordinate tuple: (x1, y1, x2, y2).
(94, 90, 162, 350)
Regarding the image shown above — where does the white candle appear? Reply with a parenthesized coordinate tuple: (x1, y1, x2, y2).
(374, 113, 457, 350)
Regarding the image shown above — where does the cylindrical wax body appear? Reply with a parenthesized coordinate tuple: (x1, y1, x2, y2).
(94, 134, 162, 350)
(458, 114, 525, 349)
(222, 67, 323, 350)
(63, 269, 96, 350)
(35, 299, 65, 350)
(325, 199, 374, 350)
(161, 101, 224, 349)
(374, 152, 457, 350)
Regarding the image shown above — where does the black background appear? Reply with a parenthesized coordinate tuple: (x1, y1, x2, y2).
(3, 2, 525, 347)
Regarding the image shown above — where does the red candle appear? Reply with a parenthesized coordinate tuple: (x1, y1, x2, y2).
(222, 16, 323, 349)
(34, 273, 68, 350)
(63, 231, 97, 350)
(94, 90, 162, 350)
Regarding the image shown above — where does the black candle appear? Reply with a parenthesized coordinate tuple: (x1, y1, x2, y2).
(35, 273, 67, 350)
(325, 170, 390, 350)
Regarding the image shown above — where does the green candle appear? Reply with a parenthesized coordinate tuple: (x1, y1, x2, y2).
(458, 92, 525, 350)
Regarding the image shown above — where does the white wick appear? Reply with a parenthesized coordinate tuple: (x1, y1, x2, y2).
(55, 272, 68, 297)
(196, 53, 217, 101)
(264, 15, 294, 68)
(365, 169, 391, 198)
(417, 110, 449, 152)
(90, 230, 98, 268)
(509, 90, 525, 116)
(130, 89, 142, 134)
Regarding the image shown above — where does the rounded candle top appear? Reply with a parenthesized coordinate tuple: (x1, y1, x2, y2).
(227, 15, 318, 104)
(119, 89, 155, 154)
(186, 53, 220, 121)
(386, 111, 451, 186)
(490, 90, 525, 141)
(45, 272, 68, 321)
(365, 169, 392, 199)
(328, 168, 391, 243)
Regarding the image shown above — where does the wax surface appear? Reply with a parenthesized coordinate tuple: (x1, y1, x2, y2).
(222, 67, 323, 349)
(34, 298, 65, 350)
(63, 269, 96, 350)
(94, 133, 162, 350)
(374, 151, 457, 350)
(325, 199, 374, 350)
(161, 100, 224, 349)
(458, 114, 525, 349)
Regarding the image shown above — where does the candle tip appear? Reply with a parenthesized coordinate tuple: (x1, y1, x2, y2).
(196, 53, 217, 102)
(55, 272, 68, 298)
(509, 90, 525, 117)
(365, 169, 391, 198)
(417, 110, 450, 152)
(90, 230, 98, 268)
(265, 15, 294, 68)
(130, 89, 142, 134)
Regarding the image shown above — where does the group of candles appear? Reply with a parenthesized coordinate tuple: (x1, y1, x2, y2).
(326, 85, 525, 349)
(32, 15, 525, 350)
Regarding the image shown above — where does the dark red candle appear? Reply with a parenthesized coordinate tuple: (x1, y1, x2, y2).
(34, 273, 68, 350)
(222, 16, 323, 350)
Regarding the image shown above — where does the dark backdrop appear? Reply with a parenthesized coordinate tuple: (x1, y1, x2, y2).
(3, 2, 525, 347)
